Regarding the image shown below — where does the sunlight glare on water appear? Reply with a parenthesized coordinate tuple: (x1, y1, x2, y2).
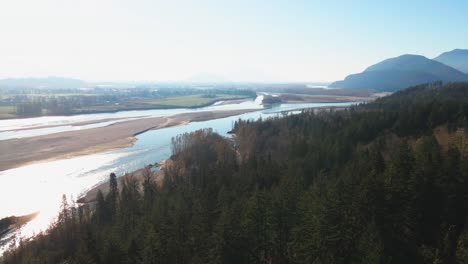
(0, 151, 128, 237)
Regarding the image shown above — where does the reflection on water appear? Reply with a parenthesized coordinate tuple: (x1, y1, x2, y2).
(0, 100, 357, 253)
(0, 151, 129, 253)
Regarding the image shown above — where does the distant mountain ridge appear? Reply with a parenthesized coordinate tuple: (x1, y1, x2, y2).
(330, 51, 468, 92)
(434, 49, 468, 74)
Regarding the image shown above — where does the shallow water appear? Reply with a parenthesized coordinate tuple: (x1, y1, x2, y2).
(0, 100, 357, 253)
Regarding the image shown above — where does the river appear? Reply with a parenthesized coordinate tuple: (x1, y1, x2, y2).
(0, 98, 358, 252)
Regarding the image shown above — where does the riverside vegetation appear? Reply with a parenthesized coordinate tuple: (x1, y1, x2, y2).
(2, 82, 468, 263)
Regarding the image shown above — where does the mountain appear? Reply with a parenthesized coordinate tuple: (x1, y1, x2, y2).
(0, 77, 86, 89)
(434, 49, 468, 74)
(329, 54, 468, 91)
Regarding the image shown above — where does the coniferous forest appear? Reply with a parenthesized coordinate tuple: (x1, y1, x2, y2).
(2, 82, 468, 264)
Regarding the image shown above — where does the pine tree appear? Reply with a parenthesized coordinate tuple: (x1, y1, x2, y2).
(96, 190, 107, 224)
(140, 226, 161, 264)
(106, 172, 119, 220)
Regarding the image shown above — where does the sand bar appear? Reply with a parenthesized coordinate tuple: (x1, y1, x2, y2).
(1, 116, 149, 132)
(0, 109, 258, 171)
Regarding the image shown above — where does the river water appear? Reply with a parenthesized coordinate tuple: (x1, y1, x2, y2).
(0, 98, 358, 252)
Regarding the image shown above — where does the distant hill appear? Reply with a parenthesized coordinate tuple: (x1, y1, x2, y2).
(329, 54, 468, 92)
(434, 49, 468, 74)
(0, 77, 86, 89)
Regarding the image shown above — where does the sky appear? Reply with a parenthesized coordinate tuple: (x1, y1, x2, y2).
(0, 0, 467, 82)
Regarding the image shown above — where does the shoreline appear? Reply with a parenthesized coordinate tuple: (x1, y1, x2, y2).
(0, 109, 259, 172)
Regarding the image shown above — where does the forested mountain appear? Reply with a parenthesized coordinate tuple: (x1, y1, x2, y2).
(330, 54, 468, 91)
(434, 49, 468, 74)
(2, 82, 468, 264)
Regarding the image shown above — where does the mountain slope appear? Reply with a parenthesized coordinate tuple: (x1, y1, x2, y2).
(434, 49, 468, 74)
(330, 54, 468, 91)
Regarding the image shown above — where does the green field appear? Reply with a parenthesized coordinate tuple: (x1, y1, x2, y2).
(142, 94, 246, 107)
(74, 94, 250, 113)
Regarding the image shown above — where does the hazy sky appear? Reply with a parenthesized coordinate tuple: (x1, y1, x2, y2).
(0, 0, 467, 82)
